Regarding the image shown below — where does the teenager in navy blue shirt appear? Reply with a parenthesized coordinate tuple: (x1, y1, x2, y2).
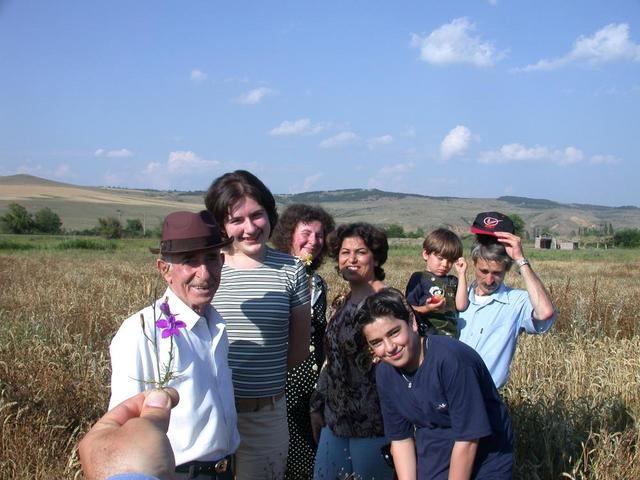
(356, 288, 513, 480)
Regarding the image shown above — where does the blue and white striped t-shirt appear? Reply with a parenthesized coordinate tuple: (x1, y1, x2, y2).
(213, 247, 311, 398)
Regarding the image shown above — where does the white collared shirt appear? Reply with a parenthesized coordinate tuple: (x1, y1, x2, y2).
(109, 287, 240, 466)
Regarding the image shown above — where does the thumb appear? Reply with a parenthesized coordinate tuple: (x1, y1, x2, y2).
(140, 388, 179, 432)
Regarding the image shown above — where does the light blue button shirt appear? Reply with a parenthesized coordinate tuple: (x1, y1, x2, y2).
(458, 283, 556, 389)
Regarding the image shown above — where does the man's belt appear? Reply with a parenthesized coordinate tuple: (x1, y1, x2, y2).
(175, 456, 231, 475)
(235, 392, 285, 413)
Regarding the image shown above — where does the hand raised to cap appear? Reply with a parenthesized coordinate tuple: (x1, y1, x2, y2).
(493, 231, 525, 262)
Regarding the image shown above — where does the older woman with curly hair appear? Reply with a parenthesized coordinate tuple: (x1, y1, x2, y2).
(309, 223, 395, 480)
(271, 203, 336, 480)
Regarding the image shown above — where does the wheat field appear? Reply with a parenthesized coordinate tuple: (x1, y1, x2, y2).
(0, 241, 638, 479)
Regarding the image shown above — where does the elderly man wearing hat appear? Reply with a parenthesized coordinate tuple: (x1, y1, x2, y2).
(108, 210, 240, 479)
(458, 212, 557, 389)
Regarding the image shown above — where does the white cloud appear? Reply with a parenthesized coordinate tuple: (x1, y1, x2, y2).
(367, 134, 394, 150)
(167, 151, 219, 173)
(440, 125, 472, 160)
(95, 148, 133, 158)
(143, 162, 162, 174)
(404, 126, 416, 137)
(488, 0, 498, 5)
(141, 151, 220, 183)
(516, 23, 640, 72)
(287, 172, 325, 194)
(319, 131, 356, 149)
(368, 162, 415, 189)
(410, 18, 503, 67)
(268, 118, 325, 136)
(572, 23, 640, 63)
(107, 148, 133, 158)
(224, 76, 250, 83)
(190, 69, 208, 82)
(590, 154, 619, 165)
(235, 87, 273, 105)
(478, 143, 584, 166)
(302, 173, 323, 191)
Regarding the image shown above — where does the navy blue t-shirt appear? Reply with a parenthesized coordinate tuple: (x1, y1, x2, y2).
(376, 336, 513, 479)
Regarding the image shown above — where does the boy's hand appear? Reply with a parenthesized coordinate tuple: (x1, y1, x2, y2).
(454, 257, 467, 276)
(424, 295, 445, 311)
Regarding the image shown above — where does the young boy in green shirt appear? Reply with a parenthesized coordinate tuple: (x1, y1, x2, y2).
(404, 228, 468, 337)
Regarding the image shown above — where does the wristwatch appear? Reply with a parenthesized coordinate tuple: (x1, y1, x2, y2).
(515, 258, 530, 268)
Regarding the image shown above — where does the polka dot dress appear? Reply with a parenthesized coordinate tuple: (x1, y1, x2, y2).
(285, 274, 327, 479)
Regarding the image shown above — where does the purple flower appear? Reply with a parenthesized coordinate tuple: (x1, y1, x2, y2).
(160, 323, 187, 338)
(156, 303, 186, 338)
(159, 301, 171, 316)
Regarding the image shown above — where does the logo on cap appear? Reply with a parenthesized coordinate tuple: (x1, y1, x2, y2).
(470, 211, 514, 236)
(483, 217, 503, 229)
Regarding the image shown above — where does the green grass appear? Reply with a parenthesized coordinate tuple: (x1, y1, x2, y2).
(0, 234, 163, 253)
(0, 239, 37, 250)
(387, 237, 640, 263)
(526, 246, 640, 262)
(54, 238, 118, 251)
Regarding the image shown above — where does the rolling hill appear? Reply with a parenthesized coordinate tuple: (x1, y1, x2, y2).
(1, 174, 638, 237)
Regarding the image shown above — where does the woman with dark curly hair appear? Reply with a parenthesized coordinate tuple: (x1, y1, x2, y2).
(309, 223, 395, 480)
(271, 203, 336, 480)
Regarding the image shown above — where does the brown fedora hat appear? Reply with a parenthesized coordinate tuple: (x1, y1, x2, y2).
(149, 210, 232, 255)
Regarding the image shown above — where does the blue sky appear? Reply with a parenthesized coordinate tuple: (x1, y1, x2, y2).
(1, 0, 639, 206)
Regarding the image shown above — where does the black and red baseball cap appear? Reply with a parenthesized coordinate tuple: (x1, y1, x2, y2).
(470, 212, 514, 236)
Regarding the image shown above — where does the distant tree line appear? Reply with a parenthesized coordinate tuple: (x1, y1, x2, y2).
(73, 217, 161, 239)
(92, 217, 161, 239)
(0, 202, 160, 239)
(0, 203, 63, 234)
(613, 229, 640, 248)
(382, 213, 527, 240)
(576, 223, 615, 236)
(381, 224, 425, 239)
(3, 202, 640, 247)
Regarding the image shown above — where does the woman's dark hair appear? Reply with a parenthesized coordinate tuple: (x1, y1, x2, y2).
(356, 288, 414, 328)
(271, 203, 336, 270)
(204, 170, 278, 238)
(328, 223, 388, 280)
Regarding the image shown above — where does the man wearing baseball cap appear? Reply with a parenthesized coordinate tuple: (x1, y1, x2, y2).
(458, 212, 557, 389)
(108, 210, 240, 479)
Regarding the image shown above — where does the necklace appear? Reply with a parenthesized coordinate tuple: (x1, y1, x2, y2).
(400, 336, 429, 389)
(400, 371, 414, 389)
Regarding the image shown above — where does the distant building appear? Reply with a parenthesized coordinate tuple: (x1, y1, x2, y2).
(534, 235, 579, 250)
(559, 241, 579, 250)
(534, 235, 557, 249)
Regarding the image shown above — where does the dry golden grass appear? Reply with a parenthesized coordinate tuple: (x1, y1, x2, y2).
(1, 245, 638, 479)
(0, 183, 203, 209)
